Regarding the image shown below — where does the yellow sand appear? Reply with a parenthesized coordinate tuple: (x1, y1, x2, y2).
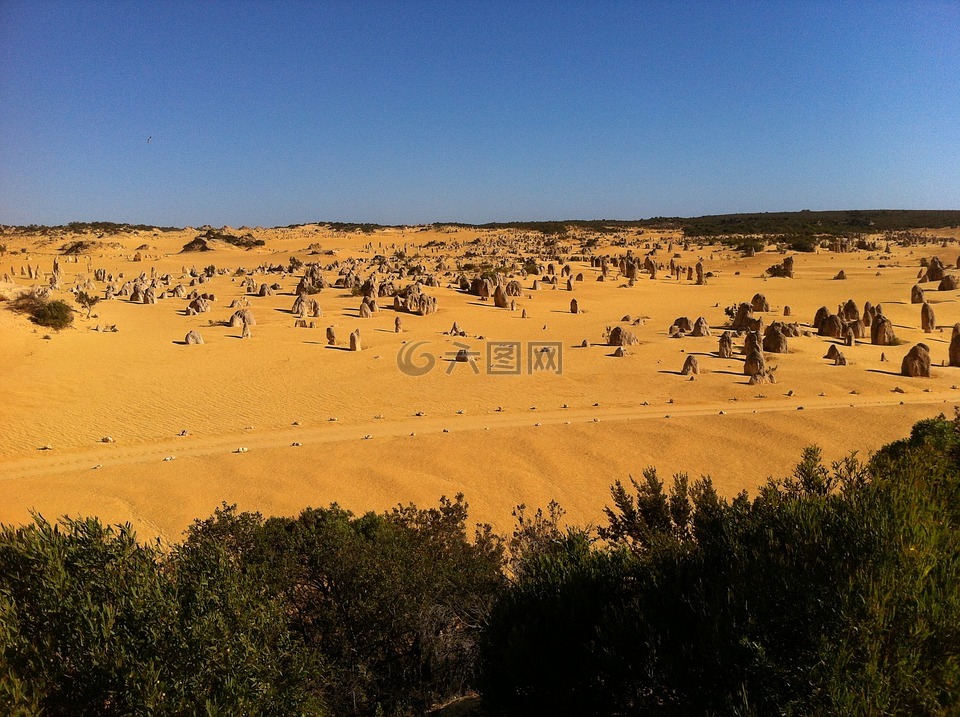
(1, 225, 958, 542)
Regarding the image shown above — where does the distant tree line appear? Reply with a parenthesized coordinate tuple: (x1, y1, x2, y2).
(281, 222, 384, 234)
(678, 209, 960, 239)
(7, 211, 960, 241)
(2, 425, 959, 714)
(5, 222, 181, 235)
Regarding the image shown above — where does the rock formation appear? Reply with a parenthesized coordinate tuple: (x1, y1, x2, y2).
(818, 314, 844, 339)
(871, 314, 896, 346)
(927, 257, 946, 282)
(751, 293, 770, 312)
(812, 306, 830, 331)
(186, 297, 211, 315)
(901, 343, 931, 377)
(743, 347, 766, 376)
(690, 317, 711, 337)
(762, 325, 789, 353)
(950, 324, 960, 367)
(840, 299, 859, 322)
(921, 302, 936, 332)
(681, 355, 700, 375)
(744, 330, 761, 356)
(731, 303, 755, 331)
(608, 326, 639, 346)
(717, 331, 733, 358)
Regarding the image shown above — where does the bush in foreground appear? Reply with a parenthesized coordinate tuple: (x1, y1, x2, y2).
(0, 517, 313, 715)
(2, 419, 959, 714)
(479, 429, 960, 715)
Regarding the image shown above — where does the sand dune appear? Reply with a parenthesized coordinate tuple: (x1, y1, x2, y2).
(1, 224, 958, 541)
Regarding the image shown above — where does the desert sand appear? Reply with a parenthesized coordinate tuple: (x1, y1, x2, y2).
(2, 224, 959, 543)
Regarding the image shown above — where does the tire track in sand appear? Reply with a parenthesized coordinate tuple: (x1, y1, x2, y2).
(2, 392, 956, 480)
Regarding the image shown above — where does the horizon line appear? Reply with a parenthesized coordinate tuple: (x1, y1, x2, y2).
(4, 207, 960, 232)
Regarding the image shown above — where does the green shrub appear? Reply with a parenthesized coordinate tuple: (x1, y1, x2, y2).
(9, 293, 74, 330)
(0, 516, 315, 715)
(31, 300, 73, 329)
(479, 428, 960, 715)
(787, 236, 819, 252)
(183, 495, 505, 715)
(74, 291, 100, 319)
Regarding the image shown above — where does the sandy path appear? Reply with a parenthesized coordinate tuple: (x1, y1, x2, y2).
(3, 391, 953, 480)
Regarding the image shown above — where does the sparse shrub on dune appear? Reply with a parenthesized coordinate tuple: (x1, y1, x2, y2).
(74, 290, 100, 319)
(8, 292, 74, 329)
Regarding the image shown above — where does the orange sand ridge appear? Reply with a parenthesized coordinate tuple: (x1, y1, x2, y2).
(2, 224, 958, 542)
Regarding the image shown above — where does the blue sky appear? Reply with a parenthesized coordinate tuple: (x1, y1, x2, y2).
(1, 1, 958, 226)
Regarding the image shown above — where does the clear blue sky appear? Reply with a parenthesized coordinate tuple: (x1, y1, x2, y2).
(1, 1, 958, 227)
